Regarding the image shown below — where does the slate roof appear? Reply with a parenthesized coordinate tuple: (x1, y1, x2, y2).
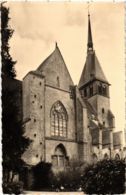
(78, 51, 109, 88)
(37, 44, 72, 79)
(78, 14, 109, 88)
(36, 43, 74, 88)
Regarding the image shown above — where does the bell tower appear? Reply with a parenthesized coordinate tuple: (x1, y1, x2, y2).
(78, 14, 112, 127)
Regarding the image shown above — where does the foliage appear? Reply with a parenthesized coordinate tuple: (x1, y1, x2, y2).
(51, 160, 87, 191)
(1, 3, 31, 186)
(32, 162, 53, 190)
(1, 2, 16, 78)
(81, 159, 125, 194)
(2, 84, 30, 175)
(3, 181, 23, 194)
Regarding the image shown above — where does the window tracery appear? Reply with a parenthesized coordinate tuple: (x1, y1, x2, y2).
(51, 101, 68, 137)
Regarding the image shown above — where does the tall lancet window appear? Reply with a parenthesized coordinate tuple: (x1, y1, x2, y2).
(51, 101, 68, 137)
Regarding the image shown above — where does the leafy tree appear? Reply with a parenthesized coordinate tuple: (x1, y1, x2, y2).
(1, 2, 16, 78)
(81, 159, 125, 194)
(1, 3, 30, 185)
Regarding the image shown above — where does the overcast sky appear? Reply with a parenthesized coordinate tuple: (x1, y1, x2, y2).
(7, 2, 125, 143)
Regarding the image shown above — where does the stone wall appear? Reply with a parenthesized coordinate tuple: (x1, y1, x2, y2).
(22, 72, 45, 165)
(45, 139, 78, 163)
(88, 94, 110, 127)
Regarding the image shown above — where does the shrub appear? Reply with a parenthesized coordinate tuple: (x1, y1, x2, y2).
(81, 159, 125, 194)
(3, 181, 23, 194)
(51, 170, 82, 191)
(32, 161, 52, 191)
(51, 160, 87, 191)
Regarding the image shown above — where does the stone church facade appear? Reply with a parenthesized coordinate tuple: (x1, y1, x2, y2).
(22, 15, 123, 172)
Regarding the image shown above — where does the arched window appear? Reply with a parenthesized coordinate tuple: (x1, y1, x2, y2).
(92, 153, 98, 163)
(51, 101, 68, 137)
(98, 83, 107, 96)
(104, 153, 109, 160)
(115, 153, 120, 160)
(52, 144, 69, 168)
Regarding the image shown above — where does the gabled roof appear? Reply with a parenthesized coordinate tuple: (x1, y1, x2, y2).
(36, 43, 74, 91)
(78, 51, 109, 88)
(37, 44, 73, 84)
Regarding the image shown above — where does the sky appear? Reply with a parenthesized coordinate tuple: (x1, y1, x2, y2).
(7, 1, 125, 143)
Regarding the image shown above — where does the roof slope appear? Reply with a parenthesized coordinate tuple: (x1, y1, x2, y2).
(78, 51, 109, 88)
(36, 44, 74, 91)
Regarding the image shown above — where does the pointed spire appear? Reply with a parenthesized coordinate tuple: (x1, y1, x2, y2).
(87, 14, 93, 52)
(55, 41, 58, 48)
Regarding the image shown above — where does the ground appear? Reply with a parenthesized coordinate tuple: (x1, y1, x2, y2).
(24, 192, 84, 195)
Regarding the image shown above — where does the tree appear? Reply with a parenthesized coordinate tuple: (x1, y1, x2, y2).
(81, 159, 125, 194)
(1, 3, 30, 185)
(1, 2, 16, 78)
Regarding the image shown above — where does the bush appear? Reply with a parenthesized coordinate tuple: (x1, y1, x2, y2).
(51, 170, 82, 191)
(32, 161, 52, 191)
(51, 160, 87, 191)
(81, 159, 125, 194)
(3, 181, 23, 194)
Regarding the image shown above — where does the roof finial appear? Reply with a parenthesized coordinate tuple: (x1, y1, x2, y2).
(87, 13, 93, 52)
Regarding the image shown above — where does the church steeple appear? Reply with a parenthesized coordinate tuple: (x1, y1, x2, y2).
(87, 14, 93, 52)
(78, 14, 110, 99)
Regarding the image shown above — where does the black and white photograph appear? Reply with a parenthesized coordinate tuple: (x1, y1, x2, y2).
(1, 1, 125, 194)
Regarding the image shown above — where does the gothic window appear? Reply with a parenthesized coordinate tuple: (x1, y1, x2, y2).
(98, 83, 107, 96)
(52, 144, 68, 168)
(104, 153, 109, 160)
(51, 101, 68, 137)
(115, 153, 120, 160)
(52, 155, 58, 166)
(92, 153, 98, 163)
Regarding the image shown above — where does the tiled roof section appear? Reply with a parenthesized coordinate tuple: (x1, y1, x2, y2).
(78, 51, 109, 88)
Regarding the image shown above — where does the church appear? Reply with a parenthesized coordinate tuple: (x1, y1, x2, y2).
(22, 14, 122, 172)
